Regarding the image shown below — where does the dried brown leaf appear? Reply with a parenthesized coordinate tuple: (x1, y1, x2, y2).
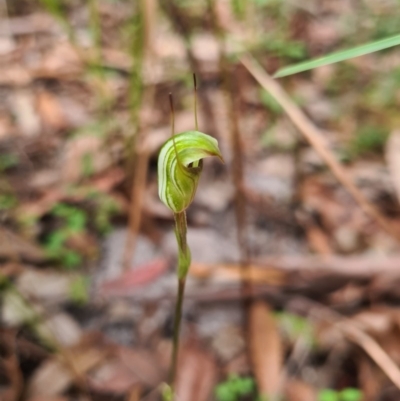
(36, 90, 66, 131)
(190, 262, 286, 285)
(386, 130, 400, 204)
(175, 343, 217, 401)
(305, 224, 333, 255)
(249, 301, 283, 399)
(285, 379, 317, 401)
(27, 334, 110, 397)
(10, 90, 41, 137)
(0, 228, 45, 263)
(116, 347, 163, 387)
(61, 135, 112, 183)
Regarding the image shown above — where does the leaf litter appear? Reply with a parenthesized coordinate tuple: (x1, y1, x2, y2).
(3, 1, 400, 400)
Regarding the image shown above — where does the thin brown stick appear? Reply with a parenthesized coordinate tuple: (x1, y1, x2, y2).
(122, 84, 155, 269)
(294, 297, 400, 391)
(240, 54, 400, 242)
(123, 0, 156, 269)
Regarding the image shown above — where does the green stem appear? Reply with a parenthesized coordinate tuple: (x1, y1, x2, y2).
(174, 211, 191, 279)
(169, 276, 186, 387)
(169, 211, 191, 391)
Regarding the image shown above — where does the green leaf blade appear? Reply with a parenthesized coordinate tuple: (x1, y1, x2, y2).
(274, 33, 400, 78)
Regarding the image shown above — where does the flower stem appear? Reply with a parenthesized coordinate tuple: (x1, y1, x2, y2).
(169, 211, 191, 391)
(169, 276, 186, 387)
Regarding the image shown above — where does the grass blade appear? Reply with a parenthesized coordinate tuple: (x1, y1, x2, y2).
(274, 33, 400, 78)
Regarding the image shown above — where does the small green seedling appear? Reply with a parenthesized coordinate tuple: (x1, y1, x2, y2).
(44, 203, 87, 268)
(275, 311, 315, 347)
(157, 75, 223, 392)
(348, 125, 389, 158)
(318, 387, 362, 401)
(0, 194, 17, 211)
(0, 154, 18, 172)
(69, 275, 90, 305)
(215, 375, 256, 401)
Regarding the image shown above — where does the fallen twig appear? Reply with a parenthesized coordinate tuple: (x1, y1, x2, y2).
(240, 54, 400, 242)
(291, 297, 400, 391)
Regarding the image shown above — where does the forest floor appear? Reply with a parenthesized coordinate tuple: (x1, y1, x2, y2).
(2, 1, 400, 400)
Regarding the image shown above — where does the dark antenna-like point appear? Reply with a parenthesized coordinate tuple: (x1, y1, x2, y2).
(169, 92, 182, 168)
(193, 73, 199, 131)
(169, 92, 175, 137)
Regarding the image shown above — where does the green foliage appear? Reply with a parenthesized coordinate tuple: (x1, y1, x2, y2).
(231, 0, 246, 20)
(52, 203, 87, 231)
(263, 34, 307, 61)
(260, 89, 283, 114)
(81, 153, 95, 178)
(161, 383, 174, 401)
(39, 0, 64, 18)
(44, 204, 87, 269)
(275, 312, 315, 346)
(69, 275, 90, 305)
(275, 33, 400, 78)
(371, 14, 400, 41)
(318, 388, 362, 401)
(252, 0, 279, 6)
(319, 389, 338, 401)
(0, 194, 17, 211)
(71, 118, 118, 139)
(39, 0, 74, 41)
(364, 68, 400, 109)
(0, 154, 18, 172)
(339, 388, 363, 401)
(87, 190, 121, 234)
(42, 193, 120, 268)
(325, 63, 359, 97)
(348, 125, 389, 158)
(215, 375, 256, 401)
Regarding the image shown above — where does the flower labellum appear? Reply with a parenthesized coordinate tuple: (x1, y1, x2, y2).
(158, 130, 223, 213)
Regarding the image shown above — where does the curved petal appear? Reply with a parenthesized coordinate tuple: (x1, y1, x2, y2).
(158, 131, 223, 213)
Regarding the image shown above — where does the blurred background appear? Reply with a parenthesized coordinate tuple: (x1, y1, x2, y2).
(2, 0, 400, 400)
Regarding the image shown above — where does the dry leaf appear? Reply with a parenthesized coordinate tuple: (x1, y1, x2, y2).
(101, 259, 168, 295)
(27, 398, 68, 401)
(16, 269, 75, 305)
(305, 224, 333, 255)
(89, 358, 140, 394)
(10, 90, 41, 137)
(0, 113, 15, 140)
(0, 65, 31, 86)
(249, 301, 283, 399)
(116, 347, 163, 388)
(0, 228, 45, 262)
(175, 343, 217, 401)
(34, 42, 82, 79)
(285, 379, 317, 401)
(36, 90, 66, 131)
(61, 135, 112, 182)
(27, 334, 110, 397)
(386, 130, 400, 204)
(190, 262, 286, 286)
(358, 355, 383, 401)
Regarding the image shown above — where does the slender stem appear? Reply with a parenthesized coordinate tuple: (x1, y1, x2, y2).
(174, 211, 191, 278)
(193, 73, 199, 131)
(168, 211, 191, 393)
(169, 276, 186, 387)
